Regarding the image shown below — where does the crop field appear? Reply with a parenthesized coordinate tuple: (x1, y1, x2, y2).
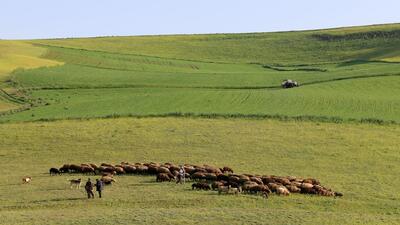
(0, 23, 399, 225)
(1, 24, 400, 122)
(1, 118, 400, 225)
(1, 75, 399, 122)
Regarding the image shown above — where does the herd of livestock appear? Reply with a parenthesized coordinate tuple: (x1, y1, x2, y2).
(49, 162, 343, 198)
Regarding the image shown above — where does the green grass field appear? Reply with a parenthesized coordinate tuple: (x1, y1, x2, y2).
(1, 25, 400, 122)
(1, 118, 399, 224)
(0, 23, 399, 224)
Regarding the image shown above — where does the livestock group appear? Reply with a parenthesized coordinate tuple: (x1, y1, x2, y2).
(49, 162, 342, 199)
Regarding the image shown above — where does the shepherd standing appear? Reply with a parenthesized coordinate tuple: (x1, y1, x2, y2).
(96, 179, 104, 198)
(176, 166, 185, 184)
(85, 178, 95, 199)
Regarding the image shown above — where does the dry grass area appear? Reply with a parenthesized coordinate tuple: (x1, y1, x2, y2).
(0, 117, 399, 224)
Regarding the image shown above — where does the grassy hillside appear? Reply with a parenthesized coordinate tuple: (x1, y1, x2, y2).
(0, 41, 61, 81)
(0, 118, 399, 224)
(0, 24, 399, 122)
(0, 41, 61, 113)
(2, 75, 399, 123)
(32, 23, 400, 64)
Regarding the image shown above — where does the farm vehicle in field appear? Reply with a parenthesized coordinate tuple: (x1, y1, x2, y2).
(281, 79, 299, 88)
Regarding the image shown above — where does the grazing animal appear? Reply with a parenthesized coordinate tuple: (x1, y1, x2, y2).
(335, 192, 344, 197)
(250, 177, 263, 185)
(301, 182, 314, 189)
(218, 185, 241, 195)
(228, 187, 241, 195)
(156, 173, 173, 182)
(101, 176, 116, 185)
(276, 186, 290, 196)
(248, 185, 271, 195)
(191, 172, 206, 181)
(262, 191, 269, 199)
(114, 167, 125, 175)
(69, 178, 82, 189)
(122, 165, 136, 174)
(183, 166, 196, 174)
(69, 164, 82, 173)
(228, 175, 240, 183)
(101, 163, 114, 167)
(22, 176, 32, 184)
(102, 171, 116, 177)
(157, 167, 170, 174)
(102, 167, 116, 173)
(89, 163, 98, 170)
(59, 167, 69, 173)
(59, 164, 70, 173)
(192, 182, 211, 190)
(286, 185, 301, 193)
(49, 168, 61, 175)
(303, 178, 320, 185)
(205, 173, 217, 181)
(135, 165, 148, 174)
(211, 181, 225, 190)
(221, 166, 234, 174)
(81, 166, 95, 175)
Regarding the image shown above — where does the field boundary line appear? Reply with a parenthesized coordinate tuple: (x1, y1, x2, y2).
(1, 112, 397, 126)
(33, 43, 243, 65)
(16, 73, 400, 91)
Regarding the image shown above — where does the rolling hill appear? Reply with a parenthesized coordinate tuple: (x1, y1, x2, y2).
(0, 23, 400, 123)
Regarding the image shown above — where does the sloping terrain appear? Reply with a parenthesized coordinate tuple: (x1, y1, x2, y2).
(1, 23, 399, 122)
(0, 41, 61, 113)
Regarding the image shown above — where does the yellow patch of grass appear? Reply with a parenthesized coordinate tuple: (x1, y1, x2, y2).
(0, 40, 62, 111)
(0, 40, 62, 80)
(381, 56, 400, 62)
(0, 100, 18, 112)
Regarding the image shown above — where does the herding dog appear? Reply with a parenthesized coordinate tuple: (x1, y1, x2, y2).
(69, 178, 82, 189)
(22, 176, 32, 184)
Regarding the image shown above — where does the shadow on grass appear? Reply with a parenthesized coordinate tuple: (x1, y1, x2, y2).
(31, 197, 85, 204)
(0, 183, 21, 187)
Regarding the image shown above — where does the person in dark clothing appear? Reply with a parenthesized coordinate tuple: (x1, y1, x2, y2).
(85, 178, 94, 199)
(95, 179, 104, 198)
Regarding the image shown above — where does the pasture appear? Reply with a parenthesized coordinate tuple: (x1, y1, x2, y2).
(0, 23, 399, 224)
(0, 118, 399, 224)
